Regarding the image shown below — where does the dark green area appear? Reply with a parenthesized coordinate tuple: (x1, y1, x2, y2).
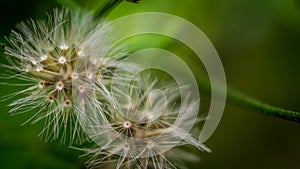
(0, 0, 300, 169)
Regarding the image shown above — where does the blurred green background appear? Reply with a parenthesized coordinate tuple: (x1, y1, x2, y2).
(1, 0, 300, 169)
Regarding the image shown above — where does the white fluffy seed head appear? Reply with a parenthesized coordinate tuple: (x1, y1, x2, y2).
(80, 77, 208, 169)
(2, 8, 131, 146)
(3, 8, 158, 156)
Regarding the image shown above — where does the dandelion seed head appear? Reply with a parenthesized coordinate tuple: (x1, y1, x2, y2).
(82, 76, 209, 169)
(2, 8, 130, 143)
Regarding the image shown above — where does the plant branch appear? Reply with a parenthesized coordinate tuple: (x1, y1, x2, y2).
(197, 78, 300, 123)
(227, 86, 300, 123)
(94, 0, 123, 19)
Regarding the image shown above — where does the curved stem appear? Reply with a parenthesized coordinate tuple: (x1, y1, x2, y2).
(227, 86, 300, 123)
(94, 0, 123, 19)
(93, 0, 140, 19)
(197, 78, 300, 123)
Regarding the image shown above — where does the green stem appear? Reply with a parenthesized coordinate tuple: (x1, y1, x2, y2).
(227, 86, 300, 123)
(93, 0, 140, 19)
(54, 0, 81, 9)
(197, 78, 300, 123)
(93, 0, 123, 19)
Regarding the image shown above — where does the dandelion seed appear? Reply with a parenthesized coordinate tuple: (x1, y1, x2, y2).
(24, 65, 31, 72)
(78, 85, 85, 93)
(56, 81, 64, 90)
(64, 99, 72, 107)
(35, 66, 43, 72)
(147, 140, 155, 149)
(32, 60, 37, 65)
(86, 72, 94, 80)
(59, 44, 69, 50)
(48, 95, 55, 103)
(39, 81, 45, 88)
(71, 72, 78, 79)
(58, 56, 66, 64)
(123, 121, 131, 128)
(77, 50, 85, 57)
(40, 55, 48, 61)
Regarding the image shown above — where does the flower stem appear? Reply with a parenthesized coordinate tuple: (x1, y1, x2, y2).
(94, 0, 123, 19)
(197, 79, 300, 123)
(227, 86, 300, 123)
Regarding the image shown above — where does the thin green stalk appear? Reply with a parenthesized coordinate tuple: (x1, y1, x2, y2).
(197, 79, 300, 123)
(94, 0, 123, 19)
(227, 86, 300, 123)
(93, 0, 140, 19)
